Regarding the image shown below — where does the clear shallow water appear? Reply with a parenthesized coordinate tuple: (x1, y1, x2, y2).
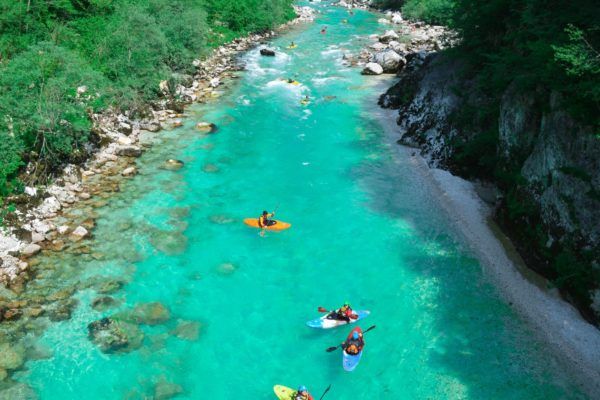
(17, 3, 583, 399)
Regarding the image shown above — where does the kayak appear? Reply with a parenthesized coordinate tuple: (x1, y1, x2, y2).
(273, 385, 295, 400)
(300, 99, 310, 106)
(273, 385, 314, 400)
(287, 44, 298, 49)
(342, 326, 363, 372)
(306, 310, 369, 329)
(243, 218, 291, 231)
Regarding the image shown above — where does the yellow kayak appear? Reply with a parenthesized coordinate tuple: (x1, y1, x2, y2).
(300, 99, 310, 106)
(279, 78, 301, 86)
(287, 44, 298, 49)
(273, 385, 295, 400)
(244, 218, 291, 231)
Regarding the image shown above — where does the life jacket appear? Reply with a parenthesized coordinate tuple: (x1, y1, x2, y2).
(294, 392, 313, 400)
(345, 337, 364, 355)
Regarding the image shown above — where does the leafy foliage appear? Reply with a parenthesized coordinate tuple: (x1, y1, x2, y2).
(0, 0, 295, 193)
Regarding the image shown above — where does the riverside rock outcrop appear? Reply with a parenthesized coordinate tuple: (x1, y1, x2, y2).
(380, 51, 600, 321)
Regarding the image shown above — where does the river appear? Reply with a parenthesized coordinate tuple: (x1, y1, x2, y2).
(14, 2, 584, 399)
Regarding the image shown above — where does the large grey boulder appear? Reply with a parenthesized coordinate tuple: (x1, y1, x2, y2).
(373, 49, 406, 73)
(361, 63, 383, 75)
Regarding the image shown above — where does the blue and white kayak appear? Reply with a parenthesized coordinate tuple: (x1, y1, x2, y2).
(342, 326, 364, 371)
(343, 350, 363, 372)
(306, 310, 370, 329)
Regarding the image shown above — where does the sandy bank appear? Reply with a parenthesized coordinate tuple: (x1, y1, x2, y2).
(373, 101, 600, 396)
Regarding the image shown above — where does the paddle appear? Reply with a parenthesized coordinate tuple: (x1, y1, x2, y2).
(318, 384, 332, 400)
(326, 325, 376, 352)
(317, 307, 359, 319)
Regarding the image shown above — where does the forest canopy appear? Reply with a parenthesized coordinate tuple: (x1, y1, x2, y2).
(0, 0, 295, 192)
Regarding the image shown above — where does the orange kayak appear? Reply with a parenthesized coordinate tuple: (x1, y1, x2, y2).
(243, 218, 291, 231)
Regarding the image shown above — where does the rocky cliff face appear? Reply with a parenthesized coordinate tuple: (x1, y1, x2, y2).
(380, 53, 600, 321)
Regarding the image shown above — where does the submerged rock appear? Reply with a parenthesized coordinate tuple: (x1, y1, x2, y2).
(217, 263, 236, 275)
(0, 383, 38, 400)
(170, 320, 201, 341)
(195, 122, 218, 133)
(149, 230, 188, 255)
(209, 215, 235, 225)
(94, 278, 126, 294)
(202, 163, 219, 173)
(46, 298, 78, 321)
(88, 317, 144, 353)
(0, 343, 24, 370)
(91, 296, 121, 311)
(154, 380, 183, 400)
(161, 159, 185, 171)
(114, 302, 170, 325)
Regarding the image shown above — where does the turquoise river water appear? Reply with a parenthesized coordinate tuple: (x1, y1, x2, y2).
(15, 2, 584, 399)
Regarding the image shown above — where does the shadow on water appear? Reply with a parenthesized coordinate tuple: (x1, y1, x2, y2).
(351, 104, 585, 399)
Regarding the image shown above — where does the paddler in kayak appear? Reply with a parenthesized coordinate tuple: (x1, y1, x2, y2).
(332, 302, 354, 322)
(342, 330, 364, 355)
(258, 210, 276, 228)
(294, 386, 313, 400)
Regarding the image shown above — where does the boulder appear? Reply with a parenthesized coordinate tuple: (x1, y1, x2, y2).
(379, 30, 399, 44)
(195, 122, 218, 133)
(118, 122, 132, 135)
(373, 49, 405, 73)
(121, 167, 137, 177)
(260, 48, 276, 56)
(116, 145, 142, 157)
(88, 317, 144, 353)
(361, 62, 384, 75)
(24, 186, 37, 197)
(389, 40, 408, 54)
(69, 226, 88, 242)
(391, 12, 403, 24)
(20, 244, 41, 257)
(369, 42, 388, 52)
(140, 121, 162, 132)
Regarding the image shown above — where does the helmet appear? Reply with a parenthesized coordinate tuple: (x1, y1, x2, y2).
(352, 331, 359, 340)
(298, 385, 307, 392)
(262, 210, 268, 215)
(344, 301, 351, 307)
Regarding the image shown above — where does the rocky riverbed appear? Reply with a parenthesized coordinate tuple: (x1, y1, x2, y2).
(0, 5, 314, 392)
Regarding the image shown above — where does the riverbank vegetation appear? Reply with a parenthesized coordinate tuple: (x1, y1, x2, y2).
(378, 0, 600, 321)
(0, 0, 295, 196)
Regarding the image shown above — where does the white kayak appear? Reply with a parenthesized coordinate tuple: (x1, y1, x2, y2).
(306, 310, 370, 329)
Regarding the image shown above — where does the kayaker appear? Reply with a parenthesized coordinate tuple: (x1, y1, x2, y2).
(294, 385, 313, 400)
(258, 210, 276, 227)
(342, 330, 364, 355)
(321, 26, 327, 34)
(334, 302, 354, 322)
